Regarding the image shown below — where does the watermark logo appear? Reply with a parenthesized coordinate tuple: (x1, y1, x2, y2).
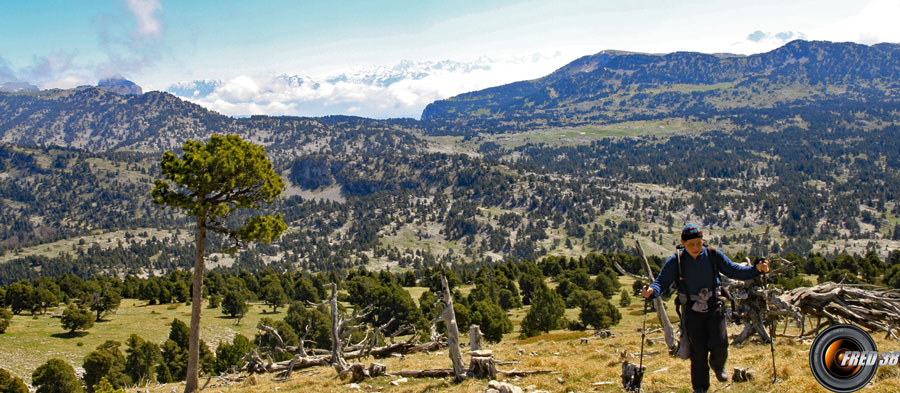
(809, 324, 879, 392)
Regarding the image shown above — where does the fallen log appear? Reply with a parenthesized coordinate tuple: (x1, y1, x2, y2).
(777, 281, 900, 340)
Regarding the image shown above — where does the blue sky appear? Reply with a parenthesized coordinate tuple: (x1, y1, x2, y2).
(2, 0, 899, 118)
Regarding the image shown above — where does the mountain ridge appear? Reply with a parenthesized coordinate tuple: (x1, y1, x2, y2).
(421, 40, 900, 129)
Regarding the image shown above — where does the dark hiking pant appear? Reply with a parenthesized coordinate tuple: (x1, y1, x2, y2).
(683, 301, 728, 391)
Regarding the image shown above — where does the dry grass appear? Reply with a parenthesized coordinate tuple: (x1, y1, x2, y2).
(5, 277, 899, 392)
(124, 294, 900, 393)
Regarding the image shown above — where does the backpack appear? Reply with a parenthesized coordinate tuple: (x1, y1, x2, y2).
(671, 243, 737, 319)
(671, 243, 739, 359)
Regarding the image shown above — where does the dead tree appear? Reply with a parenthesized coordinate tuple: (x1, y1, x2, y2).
(726, 258, 802, 345)
(308, 283, 371, 374)
(384, 264, 557, 381)
(777, 282, 900, 339)
(325, 283, 348, 373)
(469, 325, 484, 351)
(616, 240, 676, 353)
(430, 262, 467, 382)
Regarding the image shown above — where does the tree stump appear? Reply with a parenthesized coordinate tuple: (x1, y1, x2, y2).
(349, 362, 387, 382)
(732, 367, 753, 382)
(470, 325, 484, 350)
(469, 350, 497, 379)
(368, 362, 386, 378)
(349, 363, 367, 383)
(621, 361, 645, 392)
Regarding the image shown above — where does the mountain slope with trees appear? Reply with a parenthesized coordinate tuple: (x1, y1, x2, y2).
(422, 40, 900, 132)
(1, 40, 899, 286)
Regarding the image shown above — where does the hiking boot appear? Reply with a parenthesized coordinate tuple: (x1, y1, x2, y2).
(715, 368, 729, 382)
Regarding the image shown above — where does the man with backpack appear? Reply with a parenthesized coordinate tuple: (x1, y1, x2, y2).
(641, 223, 770, 393)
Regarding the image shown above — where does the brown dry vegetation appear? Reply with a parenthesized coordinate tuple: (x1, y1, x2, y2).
(120, 290, 900, 393)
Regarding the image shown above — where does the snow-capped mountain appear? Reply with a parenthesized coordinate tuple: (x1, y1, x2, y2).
(166, 79, 222, 98)
(161, 55, 563, 119)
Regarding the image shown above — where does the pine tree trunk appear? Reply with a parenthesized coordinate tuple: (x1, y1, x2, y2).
(184, 216, 206, 393)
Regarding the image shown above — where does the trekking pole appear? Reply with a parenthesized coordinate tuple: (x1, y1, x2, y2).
(757, 226, 778, 383)
(640, 297, 648, 370)
(763, 269, 778, 383)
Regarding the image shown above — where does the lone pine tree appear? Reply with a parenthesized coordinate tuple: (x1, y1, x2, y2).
(152, 134, 286, 393)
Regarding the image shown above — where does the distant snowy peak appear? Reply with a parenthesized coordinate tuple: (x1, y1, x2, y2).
(165, 59, 496, 99)
(167, 79, 222, 98)
(161, 53, 568, 118)
(324, 59, 493, 87)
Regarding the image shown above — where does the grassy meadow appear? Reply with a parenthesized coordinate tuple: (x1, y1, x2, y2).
(0, 299, 271, 381)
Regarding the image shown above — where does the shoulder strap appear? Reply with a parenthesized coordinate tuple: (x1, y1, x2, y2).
(675, 246, 686, 293)
(707, 244, 721, 277)
(706, 244, 738, 316)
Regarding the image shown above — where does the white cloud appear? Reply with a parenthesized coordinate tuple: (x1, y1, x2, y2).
(169, 52, 575, 119)
(42, 74, 90, 90)
(125, 0, 163, 38)
(811, 0, 900, 44)
(216, 76, 261, 102)
(723, 30, 809, 54)
(0, 56, 17, 83)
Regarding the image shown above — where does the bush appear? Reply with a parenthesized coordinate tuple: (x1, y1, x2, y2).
(498, 289, 522, 310)
(260, 282, 288, 313)
(221, 291, 248, 318)
(215, 334, 255, 373)
(0, 368, 28, 393)
(255, 318, 297, 361)
(570, 290, 622, 330)
(593, 269, 620, 299)
(124, 334, 162, 384)
(61, 304, 94, 334)
(92, 378, 126, 393)
(32, 358, 82, 393)
(470, 300, 513, 342)
(283, 302, 331, 349)
(160, 319, 215, 380)
(619, 289, 632, 307)
(520, 285, 565, 338)
(208, 294, 221, 308)
(83, 341, 130, 392)
(0, 308, 12, 334)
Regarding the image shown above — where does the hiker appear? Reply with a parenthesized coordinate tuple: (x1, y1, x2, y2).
(641, 223, 769, 393)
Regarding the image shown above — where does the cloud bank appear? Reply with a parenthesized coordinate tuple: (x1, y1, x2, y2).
(0, 0, 165, 89)
(723, 30, 810, 55)
(125, 0, 163, 38)
(167, 53, 573, 119)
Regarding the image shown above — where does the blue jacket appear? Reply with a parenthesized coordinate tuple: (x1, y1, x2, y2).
(648, 246, 759, 299)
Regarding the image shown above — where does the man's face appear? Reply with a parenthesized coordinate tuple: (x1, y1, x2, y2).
(682, 238, 703, 258)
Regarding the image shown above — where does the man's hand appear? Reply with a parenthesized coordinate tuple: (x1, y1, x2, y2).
(641, 285, 654, 299)
(756, 259, 770, 273)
